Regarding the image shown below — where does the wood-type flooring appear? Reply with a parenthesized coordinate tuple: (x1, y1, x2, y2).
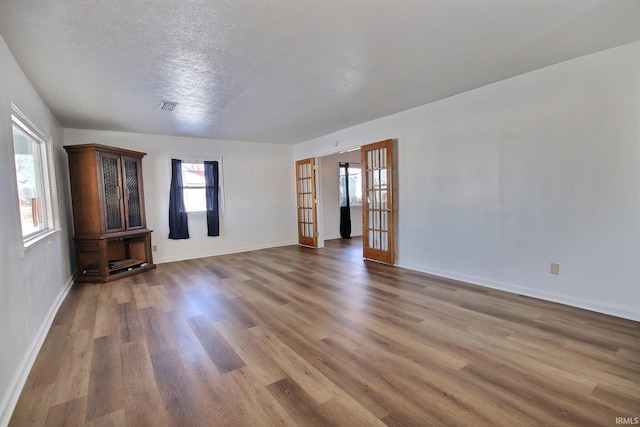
(9, 238, 640, 426)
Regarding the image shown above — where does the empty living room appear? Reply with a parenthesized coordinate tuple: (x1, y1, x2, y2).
(1, 1, 639, 426)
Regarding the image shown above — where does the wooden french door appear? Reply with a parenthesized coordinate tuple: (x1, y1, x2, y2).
(361, 139, 394, 264)
(295, 158, 318, 247)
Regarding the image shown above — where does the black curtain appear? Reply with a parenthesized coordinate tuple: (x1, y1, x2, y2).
(339, 162, 351, 239)
(168, 159, 189, 239)
(204, 160, 220, 237)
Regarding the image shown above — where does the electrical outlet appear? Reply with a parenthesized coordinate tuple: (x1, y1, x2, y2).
(550, 263, 560, 275)
(153, 245, 158, 252)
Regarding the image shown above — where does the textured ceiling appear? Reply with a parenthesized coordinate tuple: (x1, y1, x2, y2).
(1, 0, 639, 144)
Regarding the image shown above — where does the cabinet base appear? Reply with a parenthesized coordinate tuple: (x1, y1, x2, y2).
(74, 263, 156, 283)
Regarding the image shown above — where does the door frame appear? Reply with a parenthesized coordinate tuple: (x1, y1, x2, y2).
(299, 139, 396, 261)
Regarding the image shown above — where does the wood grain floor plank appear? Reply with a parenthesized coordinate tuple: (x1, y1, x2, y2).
(22, 324, 70, 388)
(215, 322, 287, 386)
(85, 335, 123, 422)
(315, 338, 393, 419)
(423, 312, 600, 394)
(352, 340, 517, 427)
(51, 286, 82, 326)
(250, 325, 338, 404)
(186, 314, 246, 374)
(164, 310, 208, 356)
(150, 350, 210, 427)
(137, 307, 175, 356)
(131, 282, 156, 310)
(343, 310, 470, 371)
(118, 302, 143, 344)
(70, 295, 98, 333)
(110, 278, 135, 304)
(221, 296, 257, 330)
(44, 397, 86, 427)
(48, 328, 94, 407)
(146, 284, 173, 313)
(121, 341, 170, 426)
(8, 383, 55, 426)
(178, 350, 242, 426)
(8, 238, 640, 426)
(266, 377, 338, 427)
(93, 297, 118, 338)
(85, 408, 125, 427)
(227, 369, 298, 426)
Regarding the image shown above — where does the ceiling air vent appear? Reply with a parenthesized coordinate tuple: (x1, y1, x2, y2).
(159, 100, 178, 111)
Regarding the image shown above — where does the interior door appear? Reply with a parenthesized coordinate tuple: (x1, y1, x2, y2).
(295, 158, 318, 247)
(361, 139, 394, 264)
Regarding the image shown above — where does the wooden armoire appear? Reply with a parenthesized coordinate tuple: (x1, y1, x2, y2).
(64, 144, 156, 282)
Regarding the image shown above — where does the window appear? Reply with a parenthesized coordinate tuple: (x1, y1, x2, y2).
(174, 158, 225, 214)
(339, 163, 362, 206)
(181, 161, 207, 212)
(11, 106, 56, 244)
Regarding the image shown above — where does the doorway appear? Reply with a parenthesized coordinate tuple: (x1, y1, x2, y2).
(314, 139, 395, 265)
(318, 150, 364, 242)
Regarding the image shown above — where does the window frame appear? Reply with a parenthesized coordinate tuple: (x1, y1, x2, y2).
(11, 103, 59, 251)
(169, 155, 226, 216)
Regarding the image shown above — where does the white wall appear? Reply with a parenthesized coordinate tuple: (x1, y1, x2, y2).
(0, 37, 75, 425)
(295, 42, 640, 321)
(320, 151, 363, 240)
(63, 129, 297, 263)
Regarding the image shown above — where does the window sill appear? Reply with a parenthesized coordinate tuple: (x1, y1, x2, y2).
(21, 228, 62, 256)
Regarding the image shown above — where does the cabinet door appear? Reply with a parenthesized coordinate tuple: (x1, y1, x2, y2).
(122, 156, 145, 229)
(100, 153, 126, 232)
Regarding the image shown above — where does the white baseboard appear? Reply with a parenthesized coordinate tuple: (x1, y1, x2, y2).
(154, 240, 298, 264)
(396, 262, 640, 322)
(0, 275, 74, 427)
